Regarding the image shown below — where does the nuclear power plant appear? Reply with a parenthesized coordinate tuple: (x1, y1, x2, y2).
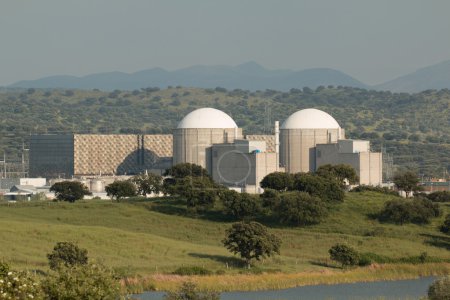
(29, 107, 383, 191)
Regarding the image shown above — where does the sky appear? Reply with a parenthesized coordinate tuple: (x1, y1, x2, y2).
(1, 0, 450, 86)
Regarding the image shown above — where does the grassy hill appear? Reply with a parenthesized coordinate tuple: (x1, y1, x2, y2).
(0, 86, 450, 177)
(1, 192, 449, 291)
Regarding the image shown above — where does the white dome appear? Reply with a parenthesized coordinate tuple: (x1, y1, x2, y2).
(177, 108, 238, 129)
(281, 108, 340, 129)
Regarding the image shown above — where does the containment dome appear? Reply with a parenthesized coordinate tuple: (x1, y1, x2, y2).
(177, 108, 238, 129)
(281, 108, 340, 129)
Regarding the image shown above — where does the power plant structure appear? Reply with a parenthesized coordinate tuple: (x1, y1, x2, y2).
(29, 107, 383, 192)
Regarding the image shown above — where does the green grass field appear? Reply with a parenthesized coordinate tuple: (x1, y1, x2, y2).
(1, 191, 449, 291)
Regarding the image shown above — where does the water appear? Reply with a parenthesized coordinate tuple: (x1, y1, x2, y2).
(134, 277, 436, 300)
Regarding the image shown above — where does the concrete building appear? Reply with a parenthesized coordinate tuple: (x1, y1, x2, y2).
(280, 109, 343, 173)
(173, 108, 243, 173)
(210, 139, 278, 193)
(29, 134, 172, 177)
(315, 140, 382, 185)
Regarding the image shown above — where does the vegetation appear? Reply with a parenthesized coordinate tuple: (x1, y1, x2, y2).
(276, 192, 327, 226)
(0, 267, 44, 299)
(393, 171, 421, 197)
(259, 172, 294, 191)
(0, 191, 450, 291)
(427, 276, 450, 300)
(315, 164, 359, 186)
(164, 163, 210, 179)
(131, 173, 163, 196)
(221, 190, 261, 219)
(350, 185, 399, 196)
(47, 241, 88, 270)
(222, 222, 281, 266)
(440, 214, 450, 234)
(172, 266, 212, 276)
(105, 180, 137, 200)
(1, 87, 450, 176)
(42, 263, 121, 299)
(378, 198, 441, 225)
(164, 281, 220, 300)
(49, 181, 91, 202)
(292, 173, 344, 202)
(329, 244, 360, 267)
(427, 191, 450, 202)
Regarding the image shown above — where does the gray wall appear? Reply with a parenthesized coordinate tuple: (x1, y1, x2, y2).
(29, 134, 74, 178)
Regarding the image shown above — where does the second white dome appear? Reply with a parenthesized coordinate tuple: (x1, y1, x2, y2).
(281, 108, 340, 129)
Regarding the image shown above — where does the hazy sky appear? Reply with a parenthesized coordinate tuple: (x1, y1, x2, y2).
(1, 0, 450, 86)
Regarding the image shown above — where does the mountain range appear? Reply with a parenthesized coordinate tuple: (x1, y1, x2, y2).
(9, 60, 450, 93)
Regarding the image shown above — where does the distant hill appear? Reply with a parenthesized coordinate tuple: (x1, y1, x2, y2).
(10, 62, 368, 91)
(376, 60, 450, 93)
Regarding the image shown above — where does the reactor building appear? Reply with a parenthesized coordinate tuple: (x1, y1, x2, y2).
(29, 107, 382, 190)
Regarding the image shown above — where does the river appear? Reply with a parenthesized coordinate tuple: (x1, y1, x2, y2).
(133, 276, 436, 300)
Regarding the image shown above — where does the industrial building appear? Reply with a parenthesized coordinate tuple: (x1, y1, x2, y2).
(29, 107, 383, 191)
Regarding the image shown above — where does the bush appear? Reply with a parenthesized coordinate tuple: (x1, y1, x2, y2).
(172, 266, 212, 276)
(0, 261, 9, 277)
(427, 191, 450, 202)
(42, 264, 121, 299)
(260, 172, 294, 191)
(378, 198, 441, 225)
(428, 276, 450, 300)
(350, 185, 398, 196)
(276, 192, 327, 226)
(164, 281, 220, 300)
(47, 242, 88, 270)
(105, 180, 137, 201)
(329, 244, 360, 267)
(260, 189, 280, 210)
(0, 269, 44, 299)
(221, 190, 261, 219)
(292, 173, 344, 202)
(50, 181, 91, 202)
(440, 214, 450, 234)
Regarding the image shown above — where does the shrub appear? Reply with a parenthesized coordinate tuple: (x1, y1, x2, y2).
(47, 242, 88, 270)
(164, 281, 220, 300)
(329, 244, 360, 267)
(42, 264, 121, 299)
(292, 173, 344, 202)
(260, 189, 280, 211)
(0, 261, 9, 277)
(350, 185, 398, 196)
(440, 214, 450, 234)
(221, 190, 261, 219)
(427, 191, 450, 202)
(50, 181, 91, 202)
(172, 266, 212, 276)
(260, 172, 294, 191)
(105, 180, 137, 201)
(0, 269, 44, 299)
(378, 198, 441, 225)
(428, 276, 450, 300)
(276, 192, 327, 226)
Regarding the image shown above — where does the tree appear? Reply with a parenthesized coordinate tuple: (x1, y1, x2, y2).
(42, 263, 121, 299)
(50, 181, 91, 202)
(164, 281, 220, 300)
(427, 191, 450, 202)
(329, 244, 360, 267)
(260, 172, 294, 191)
(169, 176, 219, 210)
(164, 163, 209, 179)
(427, 276, 450, 300)
(105, 180, 137, 201)
(378, 198, 441, 225)
(47, 242, 88, 270)
(393, 171, 420, 197)
(222, 221, 281, 266)
(292, 173, 344, 202)
(440, 214, 450, 234)
(260, 189, 281, 210)
(131, 173, 163, 196)
(276, 192, 327, 226)
(316, 164, 359, 186)
(221, 190, 261, 219)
